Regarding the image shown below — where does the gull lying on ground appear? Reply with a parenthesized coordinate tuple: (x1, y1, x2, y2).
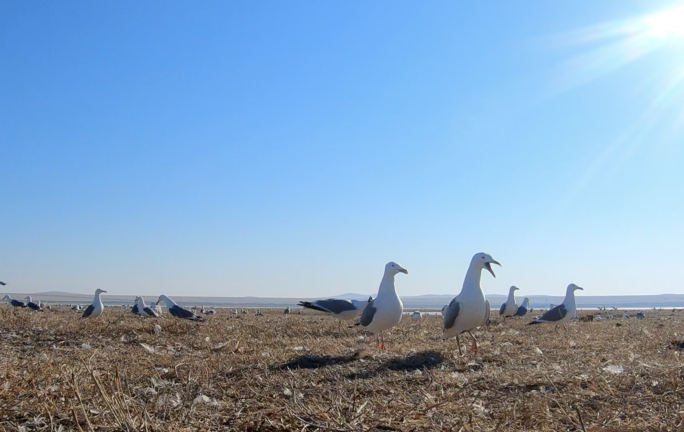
(157, 295, 204, 321)
(3, 295, 27, 308)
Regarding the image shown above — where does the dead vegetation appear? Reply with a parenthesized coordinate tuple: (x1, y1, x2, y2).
(1, 306, 683, 431)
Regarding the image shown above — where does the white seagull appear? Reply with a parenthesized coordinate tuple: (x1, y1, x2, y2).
(81, 289, 106, 319)
(3, 294, 27, 308)
(157, 295, 204, 321)
(150, 301, 163, 315)
(24, 296, 44, 311)
(136, 297, 159, 318)
(515, 298, 530, 317)
(499, 286, 519, 319)
(358, 262, 408, 349)
(529, 284, 583, 327)
(130, 297, 142, 315)
(443, 252, 500, 356)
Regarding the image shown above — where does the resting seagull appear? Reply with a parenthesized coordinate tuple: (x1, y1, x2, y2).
(150, 301, 163, 315)
(515, 298, 530, 317)
(443, 252, 500, 356)
(81, 289, 106, 319)
(529, 284, 583, 327)
(136, 297, 159, 318)
(157, 295, 204, 321)
(24, 296, 44, 311)
(131, 297, 141, 315)
(499, 286, 519, 320)
(3, 294, 27, 308)
(298, 297, 372, 329)
(358, 262, 408, 349)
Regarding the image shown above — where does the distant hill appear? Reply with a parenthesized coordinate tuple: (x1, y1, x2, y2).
(5, 291, 684, 310)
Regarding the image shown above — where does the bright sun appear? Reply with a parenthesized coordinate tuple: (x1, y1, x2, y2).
(644, 5, 684, 40)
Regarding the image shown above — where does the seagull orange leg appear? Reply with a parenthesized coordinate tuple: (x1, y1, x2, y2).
(467, 331, 478, 356)
(456, 335, 463, 356)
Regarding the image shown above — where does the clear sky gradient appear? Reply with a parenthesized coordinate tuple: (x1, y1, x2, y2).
(1, 1, 683, 298)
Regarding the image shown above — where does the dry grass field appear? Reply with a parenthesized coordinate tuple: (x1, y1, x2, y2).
(1, 306, 683, 431)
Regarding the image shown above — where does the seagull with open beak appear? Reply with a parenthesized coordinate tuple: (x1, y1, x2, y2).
(443, 252, 501, 356)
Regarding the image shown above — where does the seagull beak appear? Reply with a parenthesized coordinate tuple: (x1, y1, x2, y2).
(484, 260, 500, 278)
(400, 268, 408, 274)
(576, 287, 584, 291)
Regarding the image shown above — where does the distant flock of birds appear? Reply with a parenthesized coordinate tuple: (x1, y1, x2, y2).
(0, 254, 656, 356)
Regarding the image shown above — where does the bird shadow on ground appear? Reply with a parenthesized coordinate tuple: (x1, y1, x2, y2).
(346, 350, 446, 380)
(270, 351, 362, 370)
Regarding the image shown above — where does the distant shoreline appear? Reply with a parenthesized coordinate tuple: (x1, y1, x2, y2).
(3, 291, 684, 310)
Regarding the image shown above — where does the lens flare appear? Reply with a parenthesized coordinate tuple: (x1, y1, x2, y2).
(644, 5, 684, 40)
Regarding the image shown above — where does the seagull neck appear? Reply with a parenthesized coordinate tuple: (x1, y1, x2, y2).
(462, 265, 484, 296)
(93, 292, 103, 304)
(507, 290, 516, 303)
(563, 289, 576, 309)
(377, 273, 397, 297)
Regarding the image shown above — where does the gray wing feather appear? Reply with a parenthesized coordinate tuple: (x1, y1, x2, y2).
(143, 307, 158, 317)
(81, 304, 95, 318)
(538, 304, 567, 322)
(314, 299, 357, 314)
(499, 303, 506, 315)
(443, 299, 461, 330)
(358, 300, 377, 327)
(515, 306, 528, 317)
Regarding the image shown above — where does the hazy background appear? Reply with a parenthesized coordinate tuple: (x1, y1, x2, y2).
(1, 1, 683, 298)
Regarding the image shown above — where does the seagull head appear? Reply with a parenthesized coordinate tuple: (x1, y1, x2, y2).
(385, 262, 408, 275)
(568, 283, 584, 292)
(95, 289, 107, 295)
(24, 296, 32, 302)
(472, 252, 501, 277)
(2, 295, 10, 301)
(510, 286, 519, 292)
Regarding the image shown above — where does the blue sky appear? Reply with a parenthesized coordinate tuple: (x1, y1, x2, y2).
(1, 1, 683, 298)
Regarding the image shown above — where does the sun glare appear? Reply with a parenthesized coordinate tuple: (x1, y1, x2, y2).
(644, 5, 684, 40)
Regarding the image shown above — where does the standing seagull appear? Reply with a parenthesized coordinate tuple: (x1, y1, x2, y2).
(529, 284, 583, 327)
(443, 252, 501, 356)
(499, 286, 519, 320)
(157, 295, 204, 321)
(298, 297, 372, 329)
(3, 295, 27, 308)
(136, 297, 159, 318)
(24, 296, 44, 311)
(358, 262, 408, 349)
(515, 298, 530, 317)
(81, 289, 107, 319)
